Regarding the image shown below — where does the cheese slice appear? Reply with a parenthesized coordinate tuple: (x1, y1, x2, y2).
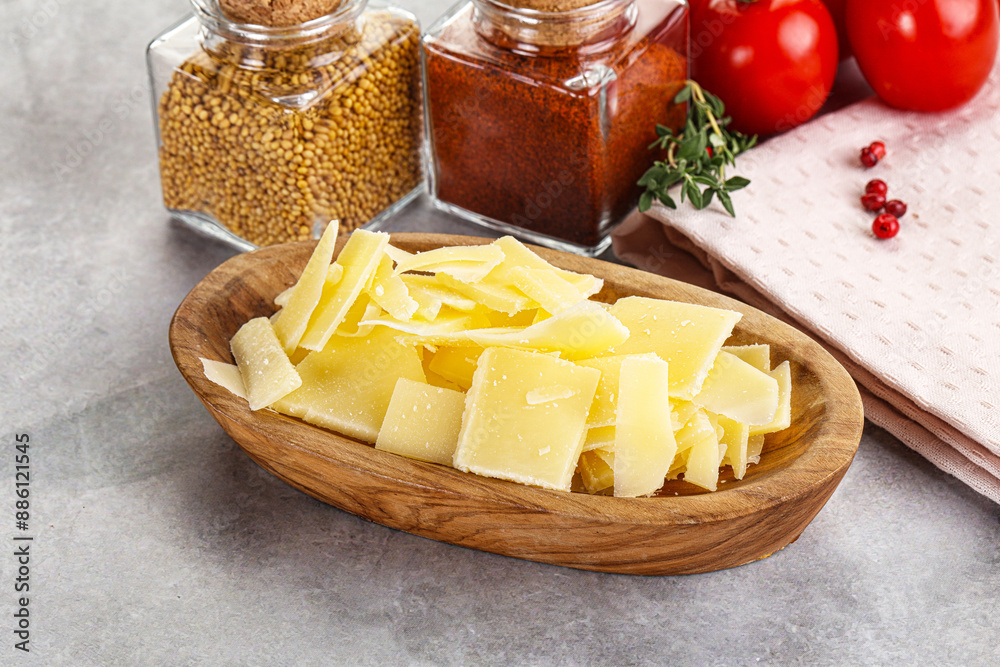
(335, 294, 382, 338)
(453, 347, 600, 492)
(272, 220, 340, 352)
(722, 344, 770, 372)
(483, 306, 537, 329)
(272, 326, 425, 443)
(507, 266, 587, 314)
(613, 355, 676, 497)
(368, 255, 418, 321)
(274, 286, 294, 309)
(579, 449, 615, 494)
(402, 274, 478, 320)
(427, 345, 483, 390)
(491, 236, 603, 298)
(375, 378, 465, 465)
(230, 317, 302, 410)
(748, 434, 766, 464)
(670, 398, 699, 433)
(393, 244, 504, 282)
(299, 229, 389, 351)
(385, 244, 413, 265)
(359, 309, 475, 337)
(693, 350, 779, 426)
(682, 415, 723, 492)
(675, 408, 717, 455)
(717, 414, 751, 479)
(750, 361, 792, 436)
(466, 301, 629, 359)
(582, 425, 616, 452)
(437, 273, 531, 315)
(606, 297, 742, 399)
(576, 353, 658, 428)
(201, 358, 247, 400)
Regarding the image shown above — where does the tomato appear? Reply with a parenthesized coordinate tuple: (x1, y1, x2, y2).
(818, 0, 851, 59)
(690, 0, 840, 137)
(846, 0, 999, 111)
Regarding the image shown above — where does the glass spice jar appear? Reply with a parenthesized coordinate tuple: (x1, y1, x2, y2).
(421, 0, 688, 256)
(147, 0, 423, 250)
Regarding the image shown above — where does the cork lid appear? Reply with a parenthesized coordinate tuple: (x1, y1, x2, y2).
(500, 0, 606, 10)
(219, 0, 345, 26)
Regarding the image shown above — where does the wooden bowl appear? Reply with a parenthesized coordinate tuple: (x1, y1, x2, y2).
(169, 233, 864, 575)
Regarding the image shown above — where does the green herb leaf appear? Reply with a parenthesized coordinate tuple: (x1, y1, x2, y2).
(702, 187, 716, 208)
(717, 189, 735, 217)
(687, 181, 705, 210)
(725, 176, 751, 191)
(638, 190, 654, 212)
(658, 192, 677, 209)
(638, 80, 756, 217)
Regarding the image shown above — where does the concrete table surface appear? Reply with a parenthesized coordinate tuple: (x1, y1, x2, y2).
(1, 0, 997, 664)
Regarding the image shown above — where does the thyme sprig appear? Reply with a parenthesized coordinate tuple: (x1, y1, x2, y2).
(638, 80, 757, 217)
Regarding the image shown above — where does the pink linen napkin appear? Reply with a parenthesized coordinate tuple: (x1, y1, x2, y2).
(612, 65, 1000, 504)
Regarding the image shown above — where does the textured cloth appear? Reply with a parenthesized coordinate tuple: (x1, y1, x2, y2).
(612, 64, 1000, 504)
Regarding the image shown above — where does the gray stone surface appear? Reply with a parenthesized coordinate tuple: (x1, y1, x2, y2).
(1, 0, 998, 664)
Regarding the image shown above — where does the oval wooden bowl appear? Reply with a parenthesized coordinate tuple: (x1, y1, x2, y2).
(169, 233, 864, 575)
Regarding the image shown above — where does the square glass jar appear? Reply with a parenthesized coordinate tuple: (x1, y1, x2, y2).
(422, 0, 688, 256)
(147, 0, 423, 249)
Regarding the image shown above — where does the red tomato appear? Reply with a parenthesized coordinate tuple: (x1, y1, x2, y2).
(846, 0, 999, 111)
(690, 0, 840, 137)
(818, 0, 851, 59)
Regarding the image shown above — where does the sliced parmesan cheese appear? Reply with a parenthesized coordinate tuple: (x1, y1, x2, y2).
(453, 348, 600, 492)
(717, 414, 751, 480)
(375, 378, 465, 466)
(525, 385, 577, 405)
(299, 229, 389, 351)
(272, 326, 425, 443)
(576, 353, 658, 428)
(606, 296, 742, 399)
(613, 355, 676, 497)
(507, 266, 587, 314)
(201, 358, 247, 400)
(272, 219, 340, 353)
(393, 244, 504, 282)
(437, 273, 532, 315)
(682, 415, 723, 492)
(335, 294, 382, 338)
(402, 274, 478, 321)
(582, 425, 616, 452)
(748, 434, 766, 465)
(491, 236, 603, 298)
(750, 361, 792, 436)
(722, 343, 770, 372)
(578, 448, 615, 494)
(693, 351, 779, 426)
(466, 301, 628, 359)
(367, 254, 418, 321)
(230, 317, 302, 410)
(427, 345, 483, 390)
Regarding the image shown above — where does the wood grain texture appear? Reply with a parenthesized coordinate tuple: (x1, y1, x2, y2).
(169, 233, 864, 575)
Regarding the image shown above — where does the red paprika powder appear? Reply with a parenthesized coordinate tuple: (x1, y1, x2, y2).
(422, 0, 688, 255)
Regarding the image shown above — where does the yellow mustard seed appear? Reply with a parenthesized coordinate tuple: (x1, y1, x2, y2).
(156, 11, 421, 247)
